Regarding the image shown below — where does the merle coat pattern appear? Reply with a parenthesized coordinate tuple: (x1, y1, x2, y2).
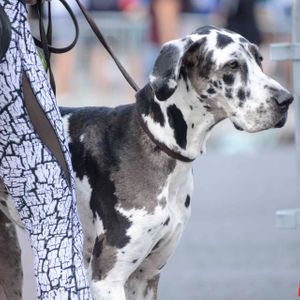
(0, 26, 293, 299)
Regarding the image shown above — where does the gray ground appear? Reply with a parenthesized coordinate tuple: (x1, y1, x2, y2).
(21, 147, 300, 300)
(159, 148, 300, 300)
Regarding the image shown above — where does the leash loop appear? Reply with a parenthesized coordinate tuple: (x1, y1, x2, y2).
(32, 0, 139, 93)
(33, 0, 79, 54)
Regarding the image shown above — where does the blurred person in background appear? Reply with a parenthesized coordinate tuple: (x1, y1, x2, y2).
(150, 0, 181, 45)
(220, 0, 262, 45)
(146, 0, 220, 75)
(50, 1, 87, 103)
(144, 0, 181, 77)
(50, 0, 145, 106)
(87, 0, 145, 105)
(182, 0, 220, 14)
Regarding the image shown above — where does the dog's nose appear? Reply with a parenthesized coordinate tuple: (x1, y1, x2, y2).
(274, 90, 294, 106)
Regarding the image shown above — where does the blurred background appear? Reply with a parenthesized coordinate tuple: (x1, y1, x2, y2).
(28, 0, 296, 155)
(23, 1, 299, 299)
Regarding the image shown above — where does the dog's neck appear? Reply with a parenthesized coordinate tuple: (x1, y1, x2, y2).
(136, 79, 222, 160)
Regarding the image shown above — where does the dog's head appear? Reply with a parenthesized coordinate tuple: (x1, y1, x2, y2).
(150, 26, 293, 132)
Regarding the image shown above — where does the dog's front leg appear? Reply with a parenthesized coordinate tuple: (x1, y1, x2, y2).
(125, 273, 160, 300)
(86, 235, 129, 300)
(89, 279, 126, 300)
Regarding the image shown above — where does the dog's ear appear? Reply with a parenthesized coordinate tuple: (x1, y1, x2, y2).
(149, 37, 207, 101)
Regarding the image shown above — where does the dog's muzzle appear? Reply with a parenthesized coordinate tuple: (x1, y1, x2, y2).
(274, 90, 294, 110)
(0, 5, 11, 62)
(273, 90, 294, 128)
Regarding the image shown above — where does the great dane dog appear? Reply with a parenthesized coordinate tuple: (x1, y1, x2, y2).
(0, 26, 294, 299)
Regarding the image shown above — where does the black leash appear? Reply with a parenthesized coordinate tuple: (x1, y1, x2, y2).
(34, 0, 79, 54)
(74, 0, 140, 92)
(33, 0, 139, 94)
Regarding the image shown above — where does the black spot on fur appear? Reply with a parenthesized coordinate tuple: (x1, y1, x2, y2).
(167, 104, 187, 149)
(237, 88, 246, 101)
(191, 123, 194, 128)
(88, 155, 131, 249)
(207, 87, 216, 94)
(65, 106, 133, 249)
(190, 105, 193, 110)
(93, 235, 104, 258)
(136, 84, 165, 126)
(185, 195, 190, 208)
(223, 74, 234, 85)
(180, 67, 190, 92)
(216, 33, 234, 49)
(213, 81, 219, 88)
(240, 62, 249, 83)
(132, 259, 138, 264)
(225, 88, 233, 99)
(203, 105, 211, 111)
(163, 217, 170, 226)
(238, 88, 246, 107)
(198, 50, 214, 78)
(68, 140, 85, 180)
(152, 78, 176, 101)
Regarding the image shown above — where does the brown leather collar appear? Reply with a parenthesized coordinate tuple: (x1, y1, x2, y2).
(135, 105, 195, 163)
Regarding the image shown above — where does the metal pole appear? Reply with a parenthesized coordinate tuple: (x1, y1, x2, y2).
(271, 0, 300, 229)
(292, 0, 300, 174)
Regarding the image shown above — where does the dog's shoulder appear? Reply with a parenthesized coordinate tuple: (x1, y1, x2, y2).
(60, 104, 139, 178)
(60, 104, 135, 138)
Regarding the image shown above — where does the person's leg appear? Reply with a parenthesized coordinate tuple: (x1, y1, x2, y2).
(0, 1, 91, 299)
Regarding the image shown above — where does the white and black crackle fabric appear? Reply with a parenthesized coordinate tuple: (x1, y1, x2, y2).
(0, 1, 91, 299)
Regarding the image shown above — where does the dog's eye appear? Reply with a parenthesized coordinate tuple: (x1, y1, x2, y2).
(226, 60, 239, 70)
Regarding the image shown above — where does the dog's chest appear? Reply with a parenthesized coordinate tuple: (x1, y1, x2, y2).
(75, 161, 193, 263)
(160, 162, 193, 227)
(154, 162, 193, 251)
(126, 162, 194, 273)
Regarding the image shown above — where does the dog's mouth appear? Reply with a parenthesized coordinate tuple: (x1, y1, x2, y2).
(232, 113, 288, 132)
(274, 112, 288, 128)
(233, 122, 244, 131)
